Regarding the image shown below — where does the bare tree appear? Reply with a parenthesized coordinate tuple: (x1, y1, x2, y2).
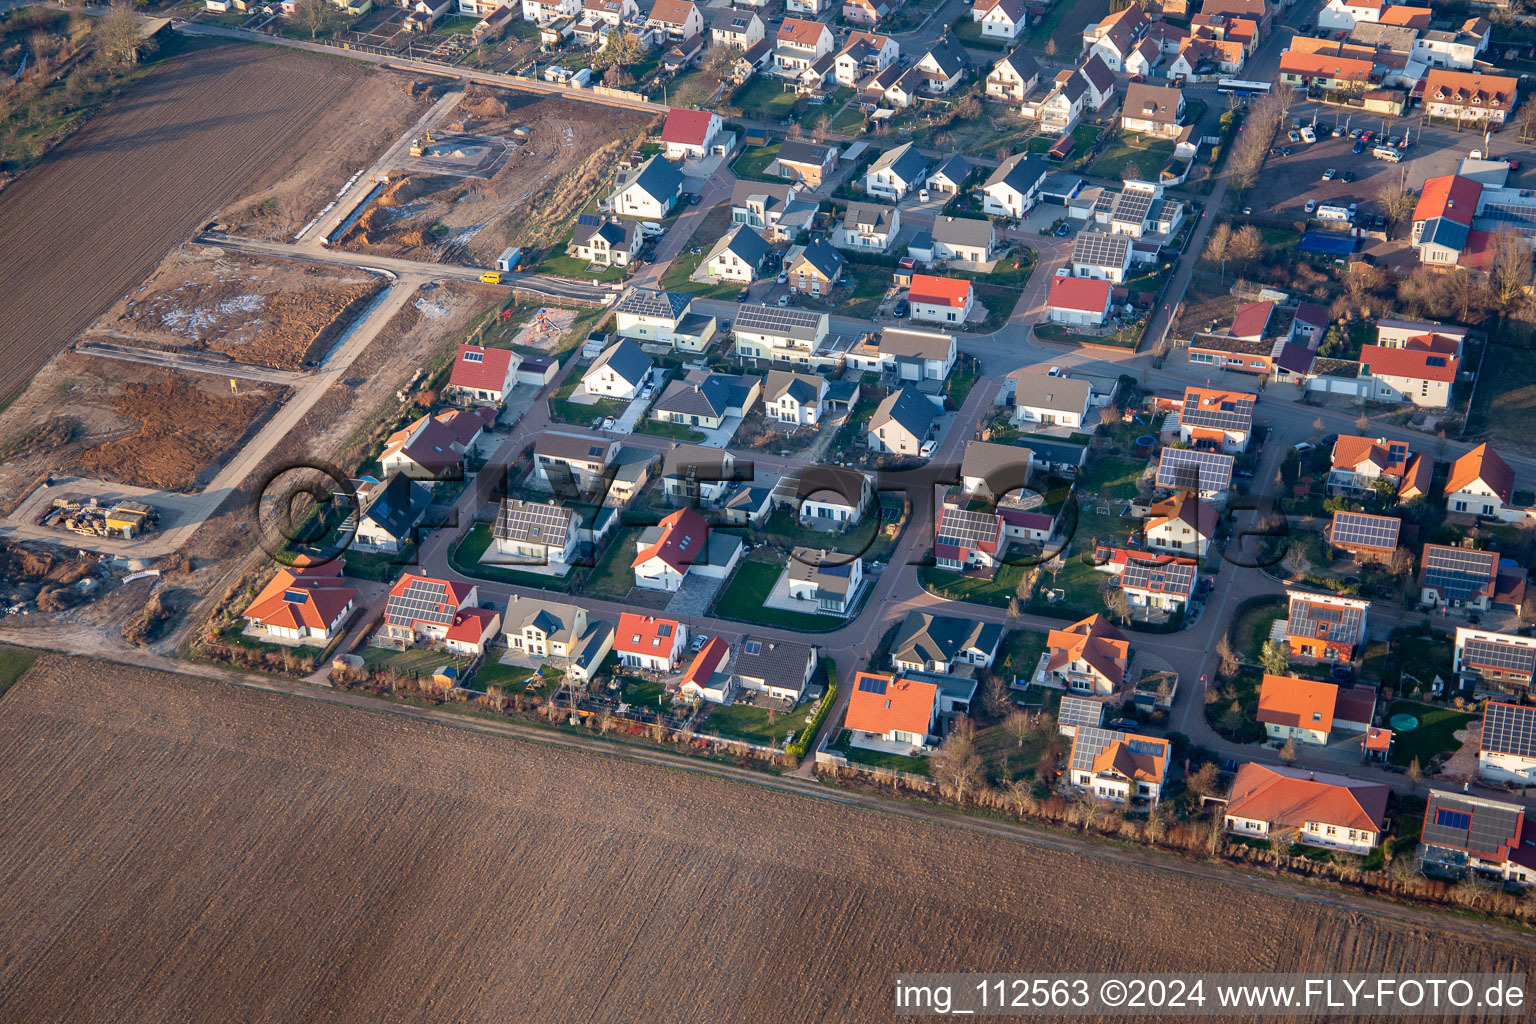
(1406, 756, 1423, 792)
(704, 44, 741, 78)
(1216, 634, 1239, 678)
(1355, 412, 1371, 433)
(1278, 738, 1298, 763)
(956, 94, 982, 121)
(932, 717, 984, 801)
(1489, 229, 1533, 312)
(982, 674, 1011, 719)
(1281, 540, 1311, 579)
(1186, 761, 1222, 799)
(1227, 224, 1262, 273)
(97, 2, 147, 63)
(1204, 222, 1232, 280)
(1005, 708, 1031, 748)
(1376, 180, 1417, 239)
(1044, 38, 1058, 58)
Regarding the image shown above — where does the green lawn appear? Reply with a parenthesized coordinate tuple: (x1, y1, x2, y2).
(1386, 700, 1474, 768)
(951, 17, 1008, 49)
(733, 141, 785, 182)
(587, 525, 641, 599)
(732, 76, 800, 120)
(1076, 456, 1146, 502)
(1030, 556, 1112, 619)
(472, 659, 562, 698)
(800, 262, 891, 319)
(1092, 136, 1177, 181)
(342, 543, 415, 583)
(0, 644, 38, 700)
(997, 629, 1048, 681)
(1233, 597, 1288, 663)
(431, 14, 480, 35)
(1467, 338, 1536, 452)
(918, 561, 1026, 609)
(535, 249, 629, 283)
(635, 418, 707, 442)
(830, 107, 866, 133)
(831, 729, 931, 775)
(712, 559, 848, 631)
(448, 523, 579, 592)
(361, 647, 473, 680)
(704, 701, 808, 747)
(1034, 322, 1143, 348)
(619, 674, 669, 708)
(550, 374, 625, 427)
(1025, 0, 1107, 50)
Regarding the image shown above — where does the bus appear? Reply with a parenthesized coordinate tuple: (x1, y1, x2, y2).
(1218, 79, 1273, 99)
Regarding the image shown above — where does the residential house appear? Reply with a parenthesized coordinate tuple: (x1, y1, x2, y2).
(1277, 50, 1375, 92)
(987, 48, 1040, 101)
(843, 0, 890, 25)
(702, 224, 769, 282)
(492, 498, 581, 567)
(929, 216, 994, 264)
(1257, 673, 1376, 745)
(1171, 35, 1246, 79)
(734, 636, 818, 702)
(382, 574, 477, 644)
(661, 445, 736, 505)
(796, 464, 873, 526)
(1079, 54, 1116, 109)
(1410, 174, 1480, 266)
(1318, 0, 1388, 31)
(1418, 544, 1500, 612)
(1284, 588, 1370, 662)
(570, 216, 640, 267)
(731, 38, 773, 80)
(1327, 510, 1402, 563)
(1038, 614, 1130, 695)
(645, 0, 702, 39)
(834, 30, 897, 86)
(1455, 627, 1536, 695)
(1418, 790, 1536, 884)
(787, 548, 864, 615)
(847, 327, 957, 380)
(891, 611, 1002, 675)
(447, 344, 521, 404)
(708, 6, 763, 49)
(730, 181, 814, 241)
(795, 52, 837, 96)
(658, 107, 722, 160)
(907, 274, 974, 326)
(1069, 726, 1169, 805)
(501, 595, 613, 683)
(1036, 68, 1090, 132)
(1177, 386, 1254, 453)
(1360, 344, 1458, 408)
(786, 238, 846, 296)
(1480, 702, 1536, 784)
(1120, 81, 1185, 138)
(1375, 318, 1467, 357)
(614, 287, 716, 352)
(609, 155, 684, 219)
(865, 142, 928, 200)
(764, 369, 828, 426)
(581, 338, 654, 400)
(1019, 437, 1088, 474)
(1446, 443, 1514, 520)
(926, 154, 973, 196)
(1412, 17, 1491, 70)
(1154, 446, 1233, 499)
(912, 35, 968, 95)
(581, 0, 637, 26)
(380, 407, 494, 481)
(679, 636, 733, 703)
(835, 201, 902, 252)
(774, 17, 833, 74)
(442, 608, 500, 658)
(845, 672, 938, 754)
(1144, 491, 1217, 557)
(979, 0, 1027, 41)
(534, 431, 619, 496)
(960, 439, 1032, 499)
(773, 140, 838, 188)
(632, 506, 742, 589)
(933, 502, 1004, 571)
(1094, 548, 1198, 612)
(353, 473, 432, 555)
(614, 612, 687, 671)
(241, 562, 357, 645)
(650, 370, 761, 429)
(1011, 372, 1092, 429)
(785, 0, 823, 13)
(731, 303, 848, 369)
(867, 385, 939, 455)
(1327, 435, 1413, 495)
(1423, 69, 1518, 124)
(982, 152, 1049, 218)
(1083, 3, 1149, 70)
(1045, 275, 1112, 326)
(1070, 231, 1132, 282)
(1224, 763, 1388, 853)
(520, 0, 578, 22)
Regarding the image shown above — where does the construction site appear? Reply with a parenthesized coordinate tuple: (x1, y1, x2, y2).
(36, 497, 159, 540)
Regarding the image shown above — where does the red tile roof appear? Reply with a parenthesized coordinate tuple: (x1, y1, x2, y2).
(1046, 275, 1112, 314)
(1279, 50, 1374, 84)
(1447, 443, 1514, 501)
(1425, 69, 1518, 113)
(1330, 434, 1410, 476)
(614, 613, 683, 656)
(632, 507, 710, 573)
(909, 273, 972, 307)
(1258, 673, 1340, 732)
(845, 672, 938, 738)
(1046, 614, 1129, 685)
(1412, 174, 1481, 226)
(444, 608, 499, 645)
(242, 563, 356, 632)
(449, 344, 517, 394)
(1228, 300, 1273, 340)
(777, 17, 828, 48)
(1147, 491, 1217, 537)
(681, 636, 730, 689)
(1360, 344, 1457, 383)
(1379, 5, 1430, 27)
(1227, 763, 1389, 834)
(660, 107, 716, 146)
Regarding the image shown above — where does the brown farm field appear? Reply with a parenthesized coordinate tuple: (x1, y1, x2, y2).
(0, 41, 425, 405)
(0, 657, 1530, 1024)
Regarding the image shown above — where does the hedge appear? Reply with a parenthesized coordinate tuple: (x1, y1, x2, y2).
(786, 664, 837, 760)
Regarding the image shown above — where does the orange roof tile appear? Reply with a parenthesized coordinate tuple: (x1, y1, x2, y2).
(909, 273, 972, 307)
(1425, 69, 1518, 113)
(1046, 614, 1129, 685)
(1379, 5, 1430, 28)
(681, 636, 730, 689)
(1330, 435, 1410, 476)
(777, 17, 828, 48)
(1147, 491, 1218, 537)
(1361, 344, 1457, 383)
(1227, 763, 1389, 834)
(1257, 673, 1340, 732)
(1086, 732, 1168, 783)
(1279, 50, 1374, 82)
(1447, 443, 1514, 501)
(444, 608, 499, 644)
(242, 563, 356, 633)
(845, 672, 938, 738)
(614, 613, 683, 656)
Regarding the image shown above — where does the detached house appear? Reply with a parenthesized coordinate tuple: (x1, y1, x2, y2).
(708, 6, 762, 49)
(845, 672, 938, 755)
(614, 286, 716, 352)
(734, 637, 818, 702)
(982, 152, 1049, 218)
(787, 548, 864, 615)
(650, 370, 761, 430)
(1038, 614, 1130, 695)
(1069, 726, 1170, 805)
(834, 30, 897, 86)
(912, 35, 968, 95)
(730, 181, 815, 240)
(1481, 702, 1536, 784)
(1327, 435, 1413, 495)
(865, 142, 928, 200)
(1455, 628, 1536, 695)
(679, 636, 733, 703)
(926, 154, 972, 196)
(570, 216, 639, 268)
(632, 506, 742, 590)
(534, 431, 617, 496)
(764, 369, 828, 426)
(1284, 588, 1370, 663)
(659, 107, 722, 160)
(934, 503, 1004, 571)
(1011, 372, 1091, 430)
(380, 407, 494, 481)
(836, 201, 902, 252)
(1422, 68, 1518, 125)
(786, 238, 846, 296)
(987, 48, 1040, 101)
(702, 224, 770, 282)
(581, 339, 654, 401)
(1224, 763, 1389, 853)
(979, 0, 1027, 41)
(609, 155, 684, 219)
(1257, 673, 1375, 746)
(1360, 344, 1458, 408)
(1083, 3, 1148, 71)
(447, 344, 521, 405)
(1070, 231, 1132, 283)
(774, 17, 833, 73)
(1418, 789, 1536, 885)
(353, 473, 432, 556)
(1177, 386, 1254, 453)
(1446, 443, 1514, 520)
(614, 612, 687, 671)
(797, 464, 873, 526)
(1418, 544, 1500, 613)
(892, 610, 1003, 675)
(382, 574, 477, 645)
(1045, 276, 1112, 326)
(773, 140, 838, 188)
(847, 327, 956, 381)
(492, 498, 582, 569)
(644, 0, 702, 40)
(867, 385, 939, 455)
(1144, 491, 1217, 557)
(502, 595, 614, 683)
(1120, 81, 1185, 138)
(241, 562, 357, 645)
(907, 274, 974, 325)
(929, 216, 994, 264)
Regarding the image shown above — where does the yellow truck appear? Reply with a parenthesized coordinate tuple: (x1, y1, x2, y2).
(480, 271, 503, 284)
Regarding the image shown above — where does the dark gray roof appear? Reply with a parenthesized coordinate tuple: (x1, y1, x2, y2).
(892, 610, 1002, 667)
(871, 385, 938, 440)
(734, 635, 816, 688)
(1012, 373, 1091, 413)
(931, 215, 992, 249)
(625, 154, 685, 204)
(777, 140, 835, 166)
(794, 237, 845, 279)
(706, 224, 770, 267)
(788, 547, 858, 597)
(653, 371, 756, 419)
(765, 368, 824, 405)
(868, 141, 928, 184)
(573, 218, 632, 248)
(843, 201, 898, 233)
(1421, 790, 1526, 860)
(995, 47, 1040, 84)
(709, 6, 756, 30)
(920, 34, 967, 78)
(878, 328, 953, 361)
(616, 286, 689, 320)
(587, 338, 653, 387)
(961, 440, 1032, 494)
(985, 152, 1050, 196)
(797, 464, 870, 507)
(535, 430, 617, 465)
(663, 443, 734, 479)
(730, 179, 797, 208)
(1018, 437, 1088, 467)
(928, 153, 973, 186)
(361, 472, 431, 540)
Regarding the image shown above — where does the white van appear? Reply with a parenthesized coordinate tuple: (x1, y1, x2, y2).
(639, 221, 665, 237)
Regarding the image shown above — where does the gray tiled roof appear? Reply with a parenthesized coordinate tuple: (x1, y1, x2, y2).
(893, 610, 1002, 667)
(706, 224, 770, 267)
(868, 141, 928, 184)
(985, 152, 1049, 196)
(587, 339, 653, 387)
(870, 385, 938, 440)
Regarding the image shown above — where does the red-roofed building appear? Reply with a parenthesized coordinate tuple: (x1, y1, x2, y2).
(845, 672, 939, 754)
(1224, 763, 1388, 852)
(1046, 276, 1112, 326)
(383, 574, 478, 643)
(614, 612, 687, 671)
(934, 501, 1004, 573)
(381, 407, 495, 480)
(1327, 434, 1413, 494)
(1360, 344, 1457, 408)
(1038, 614, 1130, 694)
(908, 274, 975, 325)
(448, 344, 521, 404)
(241, 562, 357, 644)
(1228, 300, 1273, 341)
(1144, 491, 1217, 556)
(679, 635, 733, 703)
(1424, 68, 1519, 124)
(1447, 443, 1516, 519)
(1278, 50, 1374, 91)
(659, 108, 723, 160)
(444, 608, 502, 656)
(1380, 5, 1431, 29)
(1257, 673, 1375, 745)
(631, 506, 740, 590)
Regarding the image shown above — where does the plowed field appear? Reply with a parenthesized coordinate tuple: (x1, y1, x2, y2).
(0, 658, 1530, 1024)
(0, 42, 398, 403)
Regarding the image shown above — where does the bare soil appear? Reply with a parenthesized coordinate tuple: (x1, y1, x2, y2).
(0, 42, 405, 405)
(335, 88, 654, 263)
(90, 247, 381, 369)
(0, 658, 1529, 1024)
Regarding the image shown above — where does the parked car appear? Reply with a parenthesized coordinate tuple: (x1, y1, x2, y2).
(1352, 140, 1365, 154)
(919, 440, 937, 457)
(918, 188, 930, 203)
(1361, 130, 1374, 143)
(1055, 222, 1070, 236)
(736, 288, 750, 301)
(892, 298, 909, 317)
(690, 635, 709, 653)
(1304, 199, 1317, 214)
(1322, 168, 1336, 180)
(1332, 124, 1346, 137)
(1287, 129, 1301, 143)
(1350, 127, 1363, 139)
(777, 293, 791, 306)
(776, 270, 788, 284)
(600, 417, 616, 430)
(1300, 126, 1317, 143)
(1512, 159, 1523, 172)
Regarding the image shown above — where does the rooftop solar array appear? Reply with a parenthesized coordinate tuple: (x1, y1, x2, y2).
(1058, 696, 1105, 731)
(1330, 511, 1401, 552)
(577, 213, 603, 227)
(1288, 596, 1364, 641)
(734, 303, 824, 338)
(936, 506, 1000, 549)
(493, 499, 576, 547)
(1069, 725, 1118, 772)
(385, 577, 457, 628)
(1461, 637, 1536, 677)
(1421, 791, 1526, 858)
(1482, 702, 1536, 759)
(1422, 545, 1498, 601)
(743, 639, 762, 655)
(1121, 559, 1196, 596)
(615, 287, 689, 320)
(1181, 390, 1255, 431)
(1110, 189, 1153, 226)
(1155, 447, 1234, 493)
(1071, 230, 1131, 268)
(858, 675, 888, 695)
(1478, 200, 1536, 236)
(1127, 738, 1165, 759)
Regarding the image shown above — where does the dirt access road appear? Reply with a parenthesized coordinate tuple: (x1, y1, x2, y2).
(0, 41, 412, 405)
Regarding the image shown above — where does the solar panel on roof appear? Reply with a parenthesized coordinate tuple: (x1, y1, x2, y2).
(1330, 511, 1401, 551)
(858, 676, 888, 695)
(936, 506, 999, 548)
(577, 213, 603, 227)
(1462, 638, 1536, 675)
(1181, 389, 1254, 431)
(1482, 703, 1536, 759)
(1069, 726, 1117, 772)
(1423, 546, 1497, 601)
(1058, 696, 1104, 730)
(283, 590, 310, 604)
(1127, 738, 1163, 758)
(387, 578, 457, 627)
(1071, 231, 1130, 268)
(657, 623, 673, 637)
(1435, 808, 1471, 831)
(1155, 447, 1233, 493)
(743, 640, 761, 655)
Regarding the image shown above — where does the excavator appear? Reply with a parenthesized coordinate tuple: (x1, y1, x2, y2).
(408, 129, 437, 158)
